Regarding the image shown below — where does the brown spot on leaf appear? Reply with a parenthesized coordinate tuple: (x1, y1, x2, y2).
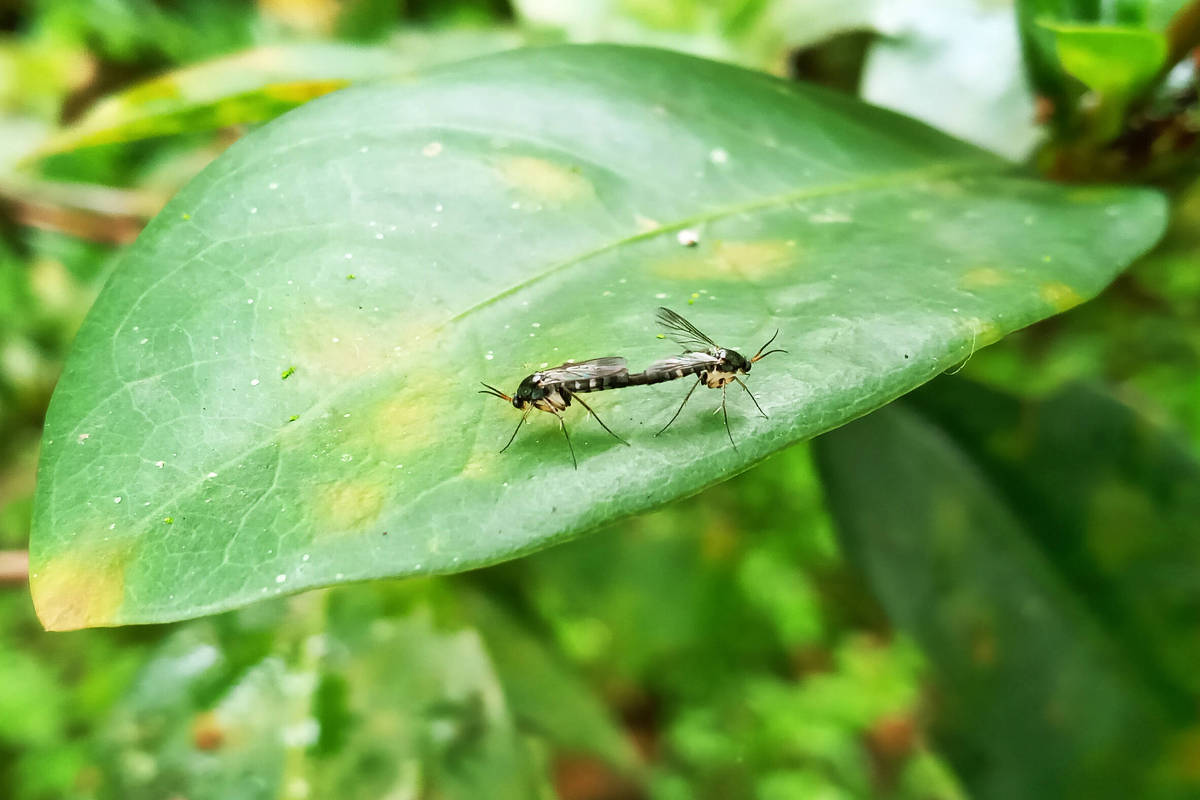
(192, 711, 225, 751)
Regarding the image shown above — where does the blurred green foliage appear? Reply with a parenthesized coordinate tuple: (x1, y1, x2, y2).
(2, 0, 1199, 798)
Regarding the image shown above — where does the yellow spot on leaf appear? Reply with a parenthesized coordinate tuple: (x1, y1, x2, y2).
(962, 317, 1003, 347)
(634, 214, 661, 233)
(32, 539, 131, 630)
(283, 312, 439, 381)
(655, 239, 797, 281)
(1040, 281, 1084, 312)
(959, 267, 1009, 290)
(315, 480, 386, 533)
(366, 388, 450, 458)
(496, 156, 593, 204)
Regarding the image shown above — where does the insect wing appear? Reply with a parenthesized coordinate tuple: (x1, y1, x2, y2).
(644, 351, 719, 377)
(656, 307, 719, 352)
(539, 357, 629, 385)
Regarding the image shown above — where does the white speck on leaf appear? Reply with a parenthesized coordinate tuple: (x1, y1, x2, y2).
(677, 229, 700, 247)
(422, 141, 443, 157)
(251, 379, 260, 386)
(113, 497, 122, 504)
(276, 574, 287, 584)
(709, 147, 728, 164)
(155, 461, 164, 468)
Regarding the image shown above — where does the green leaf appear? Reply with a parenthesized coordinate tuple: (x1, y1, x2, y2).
(813, 379, 1200, 799)
(29, 44, 1166, 629)
(29, 34, 524, 158)
(1041, 22, 1168, 99)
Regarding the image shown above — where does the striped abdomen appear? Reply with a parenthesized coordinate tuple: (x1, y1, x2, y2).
(627, 352, 720, 386)
(556, 372, 638, 394)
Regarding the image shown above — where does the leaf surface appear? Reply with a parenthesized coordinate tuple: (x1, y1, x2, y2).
(30, 44, 1166, 628)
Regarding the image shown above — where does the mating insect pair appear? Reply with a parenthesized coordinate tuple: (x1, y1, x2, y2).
(479, 308, 786, 468)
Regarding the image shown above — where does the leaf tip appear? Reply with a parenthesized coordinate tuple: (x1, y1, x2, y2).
(31, 542, 130, 631)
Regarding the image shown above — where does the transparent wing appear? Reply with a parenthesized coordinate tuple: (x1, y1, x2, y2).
(540, 357, 629, 383)
(644, 352, 720, 375)
(656, 307, 718, 352)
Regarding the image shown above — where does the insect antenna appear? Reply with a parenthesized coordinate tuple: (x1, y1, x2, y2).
(750, 329, 787, 363)
(498, 407, 530, 454)
(478, 382, 513, 402)
(571, 393, 629, 446)
(656, 377, 702, 436)
(734, 376, 768, 419)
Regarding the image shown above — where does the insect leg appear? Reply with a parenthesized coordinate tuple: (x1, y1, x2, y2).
(734, 376, 768, 419)
(554, 411, 578, 470)
(656, 377, 702, 437)
(571, 393, 629, 446)
(498, 407, 531, 454)
(721, 385, 737, 451)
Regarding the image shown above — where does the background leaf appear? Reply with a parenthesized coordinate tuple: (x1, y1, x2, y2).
(813, 377, 1200, 799)
(29, 44, 1166, 629)
(88, 593, 566, 800)
(30, 34, 525, 158)
(1042, 23, 1167, 98)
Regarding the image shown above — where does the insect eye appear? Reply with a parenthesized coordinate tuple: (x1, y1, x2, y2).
(744, 362, 751, 372)
(512, 397, 522, 409)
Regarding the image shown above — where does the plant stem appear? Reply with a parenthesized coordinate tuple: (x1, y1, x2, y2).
(0, 550, 29, 585)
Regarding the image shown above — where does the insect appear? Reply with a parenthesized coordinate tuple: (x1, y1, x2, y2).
(479, 357, 632, 468)
(635, 307, 786, 449)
